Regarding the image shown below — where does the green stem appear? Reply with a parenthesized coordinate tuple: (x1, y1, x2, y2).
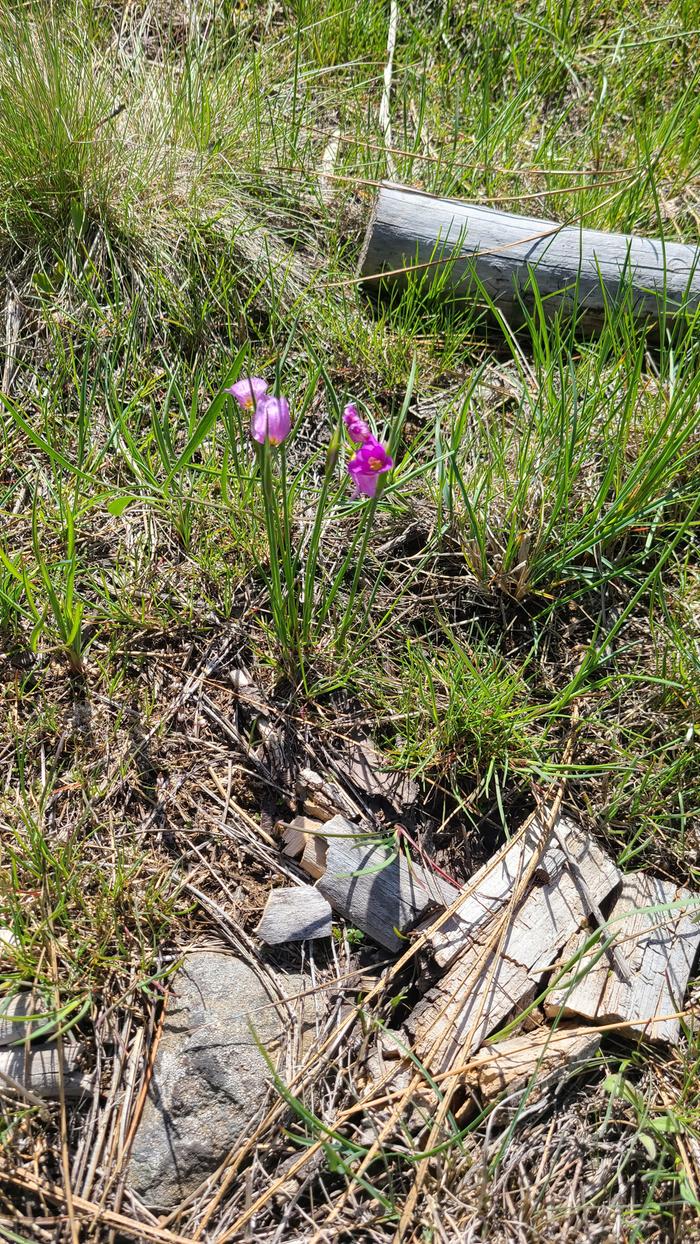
(259, 443, 288, 651)
(334, 488, 381, 653)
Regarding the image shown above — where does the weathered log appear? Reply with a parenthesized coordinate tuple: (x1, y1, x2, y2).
(359, 182, 700, 330)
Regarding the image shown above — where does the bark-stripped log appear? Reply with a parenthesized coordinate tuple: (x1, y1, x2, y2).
(359, 182, 700, 330)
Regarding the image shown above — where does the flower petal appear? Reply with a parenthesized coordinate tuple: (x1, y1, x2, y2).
(226, 376, 269, 410)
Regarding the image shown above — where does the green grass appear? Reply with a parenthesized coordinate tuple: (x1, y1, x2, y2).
(1, 0, 700, 1238)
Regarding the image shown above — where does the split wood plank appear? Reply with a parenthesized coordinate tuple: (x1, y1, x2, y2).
(407, 824, 621, 1074)
(0, 1044, 90, 1099)
(471, 1024, 602, 1099)
(422, 812, 617, 971)
(255, 885, 333, 944)
(546, 872, 700, 1043)
(315, 815, 460, 952)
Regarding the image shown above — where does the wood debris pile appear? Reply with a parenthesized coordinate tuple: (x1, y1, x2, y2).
(270, 756, 700, 1105)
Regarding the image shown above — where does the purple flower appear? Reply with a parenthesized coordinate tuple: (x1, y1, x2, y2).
(347, 436, 393, 497)
(343, 402, 372, 444)
(226, 376, 268, 411)
(250, 395, 291, 446)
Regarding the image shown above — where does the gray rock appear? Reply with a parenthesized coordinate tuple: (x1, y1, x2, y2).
(128, 951, 312, 1210)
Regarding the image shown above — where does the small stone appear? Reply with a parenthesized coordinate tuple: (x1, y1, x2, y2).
(127, 951, 315, 1210)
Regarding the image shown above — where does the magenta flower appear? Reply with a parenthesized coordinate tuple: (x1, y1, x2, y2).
(226, 376, 268, 411)
(347, 436, 393, 497)
(250, 395, 291, 446)
(343, 402, 372, 444)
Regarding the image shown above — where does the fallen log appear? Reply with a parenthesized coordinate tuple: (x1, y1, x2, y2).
(359, 182, 700, 331)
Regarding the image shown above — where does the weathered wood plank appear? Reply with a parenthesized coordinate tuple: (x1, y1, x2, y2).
(546, 872, 700, 1043)
(0, 1044, 89, 1098)
(359, 182, 700, 331)
(423, 812, 619, 970)
(315, 816, 460, 952)
(407, 825, 621, 1073)
(471, 1024, 601, 1099)
(0, 993, 54, 1046)
(255, 885, 333, 944)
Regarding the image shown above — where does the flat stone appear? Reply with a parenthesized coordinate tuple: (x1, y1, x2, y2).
(127, 951, 314, 1210)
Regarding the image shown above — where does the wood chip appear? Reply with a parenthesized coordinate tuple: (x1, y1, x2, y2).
(407, 823, 621, 1073)
(546, 871, 700, 1043)
(296, 768, 361, 822)
(315, 816, 459, 952)
(471, 1025, 601, 1099)
(302, 801, 333, 823)
(280, 822, 309, 859)
(255, 886, 332, 944)
(280, 818, 328, 879)
(299, 835, 328, 881)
